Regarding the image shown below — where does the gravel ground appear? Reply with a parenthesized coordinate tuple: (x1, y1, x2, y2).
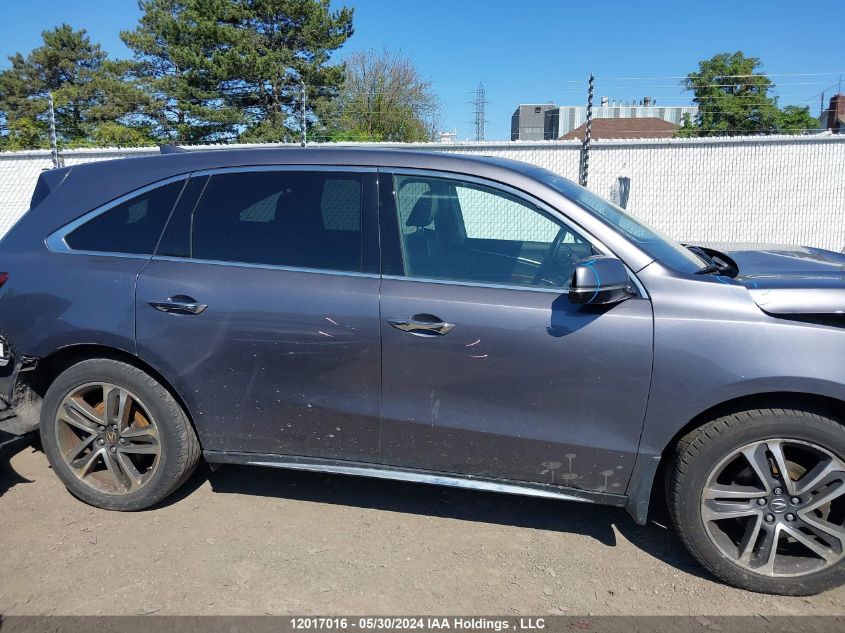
(2, 441, 844, 616)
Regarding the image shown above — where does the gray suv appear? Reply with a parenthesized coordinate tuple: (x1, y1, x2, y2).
(1, 148, 844, 596)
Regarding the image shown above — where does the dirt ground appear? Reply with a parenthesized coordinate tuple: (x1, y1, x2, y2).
(1, 440, 844, 616)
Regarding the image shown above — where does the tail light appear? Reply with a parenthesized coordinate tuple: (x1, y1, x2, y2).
(0, 273, 8, 288)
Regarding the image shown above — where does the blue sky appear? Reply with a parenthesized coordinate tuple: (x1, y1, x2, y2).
(2, 0, 843, 140)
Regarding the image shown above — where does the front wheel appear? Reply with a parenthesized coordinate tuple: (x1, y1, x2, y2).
(667, 407, 845, 595)
(40, 358, 200, 510)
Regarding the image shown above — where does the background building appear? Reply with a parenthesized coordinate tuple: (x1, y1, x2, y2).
(510, 103, 557, 140)
(541, 97, 698, 139)
(820, 94, 844, 134)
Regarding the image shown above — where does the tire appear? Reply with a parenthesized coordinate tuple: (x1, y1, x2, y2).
(40, 358, 200, 510)
(667, 407, 845, 595)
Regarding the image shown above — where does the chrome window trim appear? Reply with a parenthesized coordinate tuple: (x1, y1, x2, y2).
(152, 255, 380, 279)
(148, 258, 644, 296)
(191, 164, 378, 177)
(381, 274, 571, 295)
(379, 167, 649, 299)
(48, 251, 153, 261)
(45, 174, 190, 256)
(382, 273, 648, 298)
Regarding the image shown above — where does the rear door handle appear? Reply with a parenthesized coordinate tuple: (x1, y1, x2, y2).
(387, 317, 455, 335)
(149, 295, 208, 315)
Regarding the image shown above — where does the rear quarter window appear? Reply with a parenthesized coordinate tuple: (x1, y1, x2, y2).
(64, 180, 185, 255)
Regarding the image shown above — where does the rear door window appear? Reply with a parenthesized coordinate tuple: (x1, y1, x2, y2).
(65, 180, 185, 255)
(191, 170, 364, 272)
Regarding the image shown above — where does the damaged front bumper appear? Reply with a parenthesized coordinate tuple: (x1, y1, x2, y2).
(0, 334, 41, 436)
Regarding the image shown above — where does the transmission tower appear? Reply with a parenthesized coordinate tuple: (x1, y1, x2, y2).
(472, 83, 489, 141)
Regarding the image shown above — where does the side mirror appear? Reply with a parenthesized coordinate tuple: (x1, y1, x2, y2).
(568, 256, 635, 305)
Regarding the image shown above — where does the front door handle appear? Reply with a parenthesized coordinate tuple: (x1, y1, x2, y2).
(149, 295, 208, 315)
(387, 316, 455, 336)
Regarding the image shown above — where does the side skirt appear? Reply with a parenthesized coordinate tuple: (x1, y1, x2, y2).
(203, 451, 628, 508)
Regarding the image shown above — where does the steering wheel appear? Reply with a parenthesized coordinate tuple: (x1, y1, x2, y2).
(532, 228, 578, 287)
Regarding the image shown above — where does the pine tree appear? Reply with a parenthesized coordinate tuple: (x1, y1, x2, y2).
(0, 24, 154, 150)
(121, 0, 354, 143)
(120, 0, 245, 143)
(222, 0, 354, 142)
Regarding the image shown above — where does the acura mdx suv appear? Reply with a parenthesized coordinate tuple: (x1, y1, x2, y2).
(1, 148, 844, 595)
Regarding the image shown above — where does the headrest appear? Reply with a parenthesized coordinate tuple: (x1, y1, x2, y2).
(405, 192, 434, 228)
(275, 187, 323, 232)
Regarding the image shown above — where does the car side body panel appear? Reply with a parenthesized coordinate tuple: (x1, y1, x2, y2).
(135, 259, 382, 459)
(624, 262, 845, 520)
(0, 148, 843, 526)
(638, 262, 845, 458)
(0, 243, 140, 359)
(378, 276, 654, 492)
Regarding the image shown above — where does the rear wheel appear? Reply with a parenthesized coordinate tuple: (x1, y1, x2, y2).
(40, 359, 200, 510)
(668, 407, 845, 595)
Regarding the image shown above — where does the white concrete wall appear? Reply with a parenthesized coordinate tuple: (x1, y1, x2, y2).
(1, 134, 843, 251)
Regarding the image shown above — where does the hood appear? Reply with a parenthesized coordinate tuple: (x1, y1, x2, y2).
(698, 243, 845, 316)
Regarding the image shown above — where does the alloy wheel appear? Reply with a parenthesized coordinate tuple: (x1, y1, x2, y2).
(54, 382, 161, 495)
(701, 438, 845, 577)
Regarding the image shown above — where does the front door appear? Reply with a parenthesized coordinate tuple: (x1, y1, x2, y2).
(135, 167, 382, 461)
(377, 172, 653, 492)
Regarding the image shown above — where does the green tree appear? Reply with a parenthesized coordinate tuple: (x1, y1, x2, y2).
(0, 24, 153, 150)
(121, 0, 354, 143)
(223, 0, 354, 142)
(327, 48, 441, 142)
(776, 105, 818, 134)
(678, 51, 780, 137)
(120, 0, 245, 143)
(676, 112, 697, 137)
(677, 52, 820, 137)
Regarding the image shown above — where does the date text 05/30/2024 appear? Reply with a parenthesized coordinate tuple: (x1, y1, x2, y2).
(290, 618, 546, 631)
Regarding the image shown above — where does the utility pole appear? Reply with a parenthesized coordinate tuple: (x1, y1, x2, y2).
(472, 83, 489, 142)
(300, 81, 307, 147)
(47, 92, 61, 169)
(579, 74, 594, 187)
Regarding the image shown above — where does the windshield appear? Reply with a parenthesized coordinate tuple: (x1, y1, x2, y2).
(530, 168, 708, 273)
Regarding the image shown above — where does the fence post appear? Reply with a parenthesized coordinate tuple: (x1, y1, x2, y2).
(579, 74, 594, 187)
(47, 92, 62, 169)
(300, 81, 307, 147)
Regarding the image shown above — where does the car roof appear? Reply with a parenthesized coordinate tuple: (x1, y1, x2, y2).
(72, 146, 539, 179)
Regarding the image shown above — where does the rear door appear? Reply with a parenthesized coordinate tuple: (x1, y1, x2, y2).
(377, 171, 654, 492)
(135, 167, 382, 461)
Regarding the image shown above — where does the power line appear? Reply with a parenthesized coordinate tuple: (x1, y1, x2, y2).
(487, 75, 844, 88)
(587, 71, 845, 80)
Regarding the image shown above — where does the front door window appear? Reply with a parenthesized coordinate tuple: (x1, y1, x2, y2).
(392, 175, 597, 288)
